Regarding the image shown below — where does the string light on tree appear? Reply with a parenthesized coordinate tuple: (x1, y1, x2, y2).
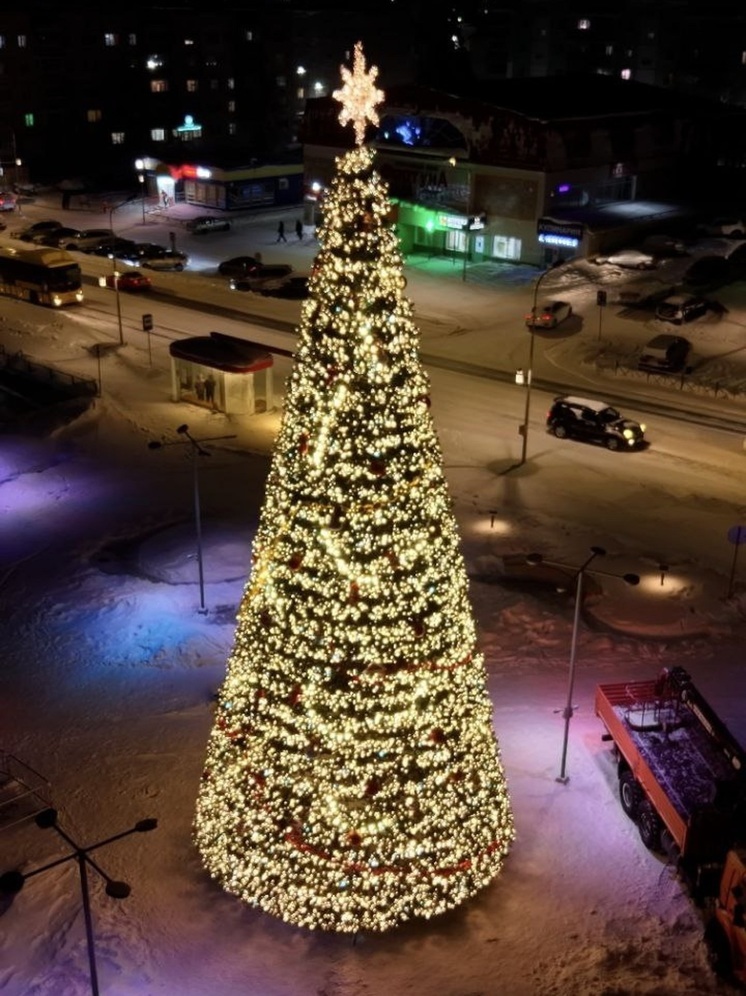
(193, 41, 514, 934)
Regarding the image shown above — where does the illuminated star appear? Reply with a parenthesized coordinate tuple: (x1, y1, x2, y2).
(333, 41, 384, 147)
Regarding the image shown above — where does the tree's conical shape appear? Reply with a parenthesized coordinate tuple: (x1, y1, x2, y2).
(194, 52, 513, 931)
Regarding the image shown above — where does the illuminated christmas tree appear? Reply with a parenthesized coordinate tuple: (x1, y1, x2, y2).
(194, 42, 514, 933)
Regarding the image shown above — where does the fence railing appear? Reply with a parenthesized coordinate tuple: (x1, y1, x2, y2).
(0, 345, 98, 398)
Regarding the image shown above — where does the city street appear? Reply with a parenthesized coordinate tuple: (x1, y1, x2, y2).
(1, 193, 745, 995)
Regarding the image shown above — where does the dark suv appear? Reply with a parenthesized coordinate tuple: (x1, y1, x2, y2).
(546, 396, 646, 450)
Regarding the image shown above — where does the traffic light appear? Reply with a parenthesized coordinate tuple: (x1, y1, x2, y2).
(142, 313, 154, 332)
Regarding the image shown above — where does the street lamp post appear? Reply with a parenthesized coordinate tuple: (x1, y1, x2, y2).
(148, 424, 237, 614)
(527, 547, 640, 783)
(135, 159, 146, 224)
(519, 260, 560, 466)
(0, 808, 157, 996)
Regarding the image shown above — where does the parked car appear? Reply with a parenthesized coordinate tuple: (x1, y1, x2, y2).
(12, 219, 63, 240)
(88, 238, 139, 259)
(655, 294, 708, 324)
(593, 249, 657, 270)
(217, 255, 262, 278)
(0, 190, 18, 212)
(682, 255, 730, 290)
(105, 270, 152, 292)
(525, 300, 572, 329)
(546, 396, 646, 450)
(71, 229, 117, 252)
(638, 334, 691, 373)
(186, 215, 231, 234)
(36, 226, 83, 247)
(230, 264, 293, 291)
(259, 275, 310, 299)
(640, 234, 688, 257)
(139, 247, 189, 271)
(697, 218, 746, 238)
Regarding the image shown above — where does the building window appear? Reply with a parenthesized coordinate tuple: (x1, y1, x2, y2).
(279, 178, 289, 190)
(24, 112, 34, 127)
(87, 109, 102, 122)
(245, 30, 253, 41)
(0, 36, 5, 48)
(492, 235, 521, 260)
(151, 79, 168, 93)
(578, 19, 590, 30)
(128, 33, 137, 45)
(104, 33, 117, 47)
(742, 51, 746, 65)
(210, 79, 219, 90)
(297, 87, 305, 99)
(186, 79, 198, 92)
(227, 77, 235, 89)
(228, 100, 235, 112)
(151, 128, 165, 141)
(17, 34, 27, 48)
(620, 67, 631, 80)
(276, 75, 286, 87)
(184, 38, 194, 46)
(605, 45, 613, 56)
(111, 132, 125, 144)
(228, 122, 237, 136)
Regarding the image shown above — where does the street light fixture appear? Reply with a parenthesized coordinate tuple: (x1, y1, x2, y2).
(135, 158, 146, 224)
(527, 547, 640, 783)
(148, 424, 237, 614)
(519, 260, 561, 466)
(0, 808, 157, 996)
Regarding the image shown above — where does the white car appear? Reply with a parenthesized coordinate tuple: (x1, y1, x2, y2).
(593, 249, 657, 270)
(525, 300, 573, 329)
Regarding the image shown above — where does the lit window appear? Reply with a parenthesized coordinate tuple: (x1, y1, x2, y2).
(742, 51, 746, 65)
(313, 81, 324, 94)
(227, 77, 235, 89)
(578, 19, 590, 30)
(151, 128, 165, 141)
(146, 55, 162, 71)
(129, 34, 137, 45)
(228, 100, 235, 112)
(111, 132, 125, 144)
(605, 45, 613, 56)
(24, 112, 34, 127)
(228, 122, 237, 135)
(104, 33, 117, 47)
(150, 79, 168, 93)
(0, 36, 5, 48)
(620, 67, 631, 80)
(184, 38, 194, 46)
(297, 87, 305, 99)
(492, 235, 521, 260)
(246, 30, 253, 41)
(647, 31, 655, 40)
(87, 109, 102, 122)
(279, 178, 289, 190)
(186, 79, 198, 92)
(17, 34, 26, 48)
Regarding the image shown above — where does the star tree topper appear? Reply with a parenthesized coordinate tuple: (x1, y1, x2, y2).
(332, 42, 384, 147)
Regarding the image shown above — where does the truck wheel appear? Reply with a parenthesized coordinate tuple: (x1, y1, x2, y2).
(704, 919, 732, 979)
(636, 800, 662, 851)
(619, 770, 641, 819)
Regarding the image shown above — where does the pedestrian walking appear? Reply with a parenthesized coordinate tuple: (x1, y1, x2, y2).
(277, 220, 287, 243)
(204, 373, 216, 406)
(295, 219, 303, 241)
(195, 373, 205, 401)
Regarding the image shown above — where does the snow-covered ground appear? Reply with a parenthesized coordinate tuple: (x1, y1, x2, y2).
(1, 197, 745, 995)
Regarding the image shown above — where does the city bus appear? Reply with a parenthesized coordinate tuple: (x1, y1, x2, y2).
(0, 246, 84, 307)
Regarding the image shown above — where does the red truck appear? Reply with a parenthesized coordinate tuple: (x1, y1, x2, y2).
(595, 666, 746, 983)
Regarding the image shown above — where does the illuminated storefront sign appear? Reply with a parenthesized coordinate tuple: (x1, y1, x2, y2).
(437, 212, 487, 231)
(537, 216, 584, 248)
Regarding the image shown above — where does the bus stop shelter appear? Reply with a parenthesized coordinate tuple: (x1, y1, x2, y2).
(169, 332, 274, 415)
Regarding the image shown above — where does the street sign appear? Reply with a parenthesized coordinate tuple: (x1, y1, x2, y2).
(142, 313, 154, 332)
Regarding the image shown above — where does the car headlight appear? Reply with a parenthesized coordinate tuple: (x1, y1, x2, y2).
(639, 423, 646, 433)
(623, 429, 634, 439)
